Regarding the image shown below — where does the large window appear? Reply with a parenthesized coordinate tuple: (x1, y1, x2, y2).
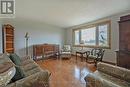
(73, 21, 111, 48)
(81, 27, 96, 46)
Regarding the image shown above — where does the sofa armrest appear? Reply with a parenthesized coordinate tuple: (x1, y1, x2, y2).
(97, 62, 130, 82)
(15, 71, 50, 87)
(85, 73, 101, 87)
(85, 73, 115, 87)
(85, 71, 130, 87)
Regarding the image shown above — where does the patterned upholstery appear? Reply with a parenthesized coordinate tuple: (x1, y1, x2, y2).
(6, 71, 49, 87)
(0, 67, 16, 87)
(20, 63, 38, 72)
(0, 54, 16, 87)
(85, 62, 130, 87)
(0, 53, 50, 87)
(86, 48, 105, 66)
(24, 67, 42, 77)
(97, 62, 130, 82)
(63, 45, 71, 52)
(60, 45, 71, 58)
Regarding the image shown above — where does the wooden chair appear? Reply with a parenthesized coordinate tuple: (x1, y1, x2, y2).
(86, 48, 105, 66)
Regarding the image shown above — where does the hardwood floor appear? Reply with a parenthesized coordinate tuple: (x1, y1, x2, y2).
(36, 56, 96, 87)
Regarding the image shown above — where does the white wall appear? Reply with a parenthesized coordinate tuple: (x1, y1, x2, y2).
(1, 19, 65, 57)
(0, 23, 2, 53)
(65, 11, 130, 64)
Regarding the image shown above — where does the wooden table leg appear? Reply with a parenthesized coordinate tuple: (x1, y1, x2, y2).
(57, 52, 60, 59)
(76, 52, 77, 61)
(85, 52, 88, 62)
(81, 54, 83, 62)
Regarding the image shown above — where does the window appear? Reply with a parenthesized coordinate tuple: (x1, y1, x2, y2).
(98, 24, 109, 47)
(73, 21, 111, 48)
(81, 27, 96, 45)
(74, 30, 80, 45)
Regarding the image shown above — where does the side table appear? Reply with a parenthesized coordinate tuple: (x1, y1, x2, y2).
(76, 51, 88, 62)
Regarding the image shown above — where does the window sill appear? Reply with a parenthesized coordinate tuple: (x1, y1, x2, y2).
(73, 45, 111, 49)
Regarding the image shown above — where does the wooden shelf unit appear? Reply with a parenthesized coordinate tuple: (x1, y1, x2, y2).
(2, 24, 14, 53)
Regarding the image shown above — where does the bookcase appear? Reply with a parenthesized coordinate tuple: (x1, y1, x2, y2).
(2, 24, 14, 53)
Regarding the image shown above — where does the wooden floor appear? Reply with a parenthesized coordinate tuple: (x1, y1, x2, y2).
(36, 56, 96, 87)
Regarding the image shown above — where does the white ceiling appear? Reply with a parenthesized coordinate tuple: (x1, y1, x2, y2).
(16, 0, 130, 28)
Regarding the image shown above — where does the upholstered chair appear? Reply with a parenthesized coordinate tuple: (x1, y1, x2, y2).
(60, 45, 72, 59)
(86, 48, 105, 66)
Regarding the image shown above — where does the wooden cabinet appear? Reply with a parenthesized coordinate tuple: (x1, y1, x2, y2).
(117, 15, 130, 69)
(2, 24, 14, 53)
(116, 51, 130, 69)
(33, 44, 59, 60)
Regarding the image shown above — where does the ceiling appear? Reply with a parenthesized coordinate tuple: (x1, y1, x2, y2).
(15, 0, 130, 28)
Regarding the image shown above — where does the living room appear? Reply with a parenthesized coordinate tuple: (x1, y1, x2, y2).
(0, 0, 130, 87)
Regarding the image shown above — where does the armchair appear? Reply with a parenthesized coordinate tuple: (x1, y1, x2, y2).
(60, 45, 72, 59)
(86, 48, 105, 66)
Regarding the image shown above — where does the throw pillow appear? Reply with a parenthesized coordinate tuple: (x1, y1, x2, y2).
(63, 45, 71, 52)
(9, 53, 25, 82)
(9, 53, 21, 66)
(11, 66, 25, 82)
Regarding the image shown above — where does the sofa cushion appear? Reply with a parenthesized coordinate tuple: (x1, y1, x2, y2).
(9, 53, 21, 66)
(11, 66, 25, 82)
(24, 67, 42, 77)
(6, 83, 16, 87)
(21, 63, 39, 72)
(15, 71, 49, 87)
(21, 59, 34, 66)
(0, 62, 14, 73)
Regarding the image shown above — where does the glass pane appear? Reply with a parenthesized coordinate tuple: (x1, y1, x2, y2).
(81, 27, 96, 45)
(98, 24, 108, 47)
(74, 30, 80, 45)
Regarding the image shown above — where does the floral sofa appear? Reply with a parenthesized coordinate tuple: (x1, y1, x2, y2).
(84, 62, 130, 87)
(0, 53, 50, 87)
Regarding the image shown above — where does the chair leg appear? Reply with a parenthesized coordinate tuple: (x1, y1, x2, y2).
(86, 55, 88, 62)
(85, 52, 89, 62)
(85, 57, 87, 62)
(94, 60, 97, 67)
(81, 54, 83, 62)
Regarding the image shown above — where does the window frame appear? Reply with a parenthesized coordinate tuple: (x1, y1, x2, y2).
(72, 20, 111, 49)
